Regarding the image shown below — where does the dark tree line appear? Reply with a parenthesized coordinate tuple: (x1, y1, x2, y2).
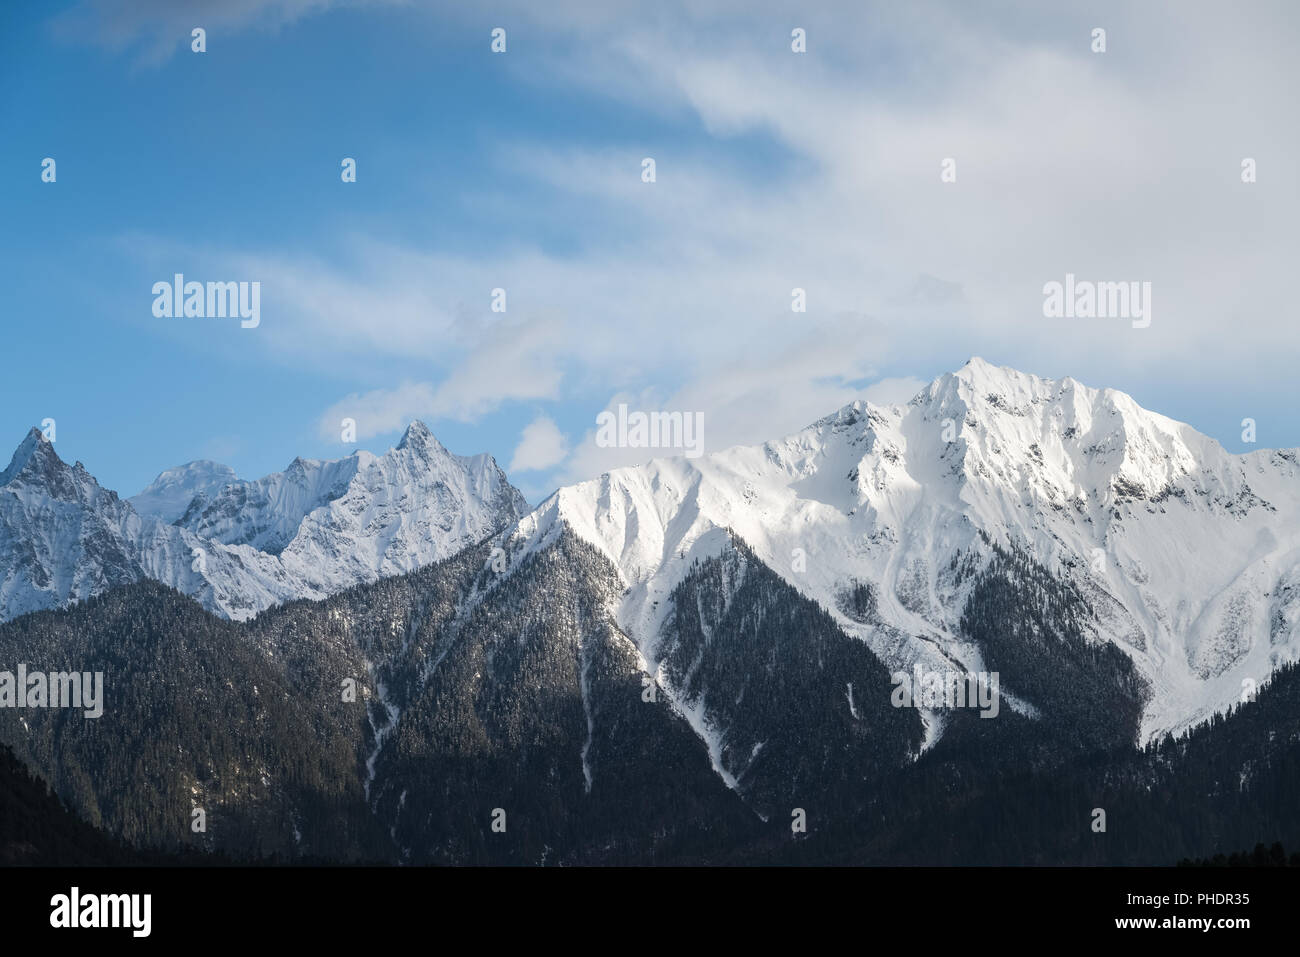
(1, 527, 1297, 866)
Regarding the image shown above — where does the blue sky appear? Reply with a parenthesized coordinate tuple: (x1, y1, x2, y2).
(2, 0, 1297, 503)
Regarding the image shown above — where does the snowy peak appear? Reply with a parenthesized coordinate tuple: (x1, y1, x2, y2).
(129, 460, 238, 523)
(270, 423, 530, 591)
(175, 452, 368, 554)
(508, 359, 1300, 748)
(0, 428, 47, 480)
(1, 428, 64, 488)
(0, 423, 531, 623)
(396, 419, 443, 454)
(904, 357, 1235, 513)
(0, 429, 143, 621)
(0, 428, 111, 508)
(157, 422, 527, 568)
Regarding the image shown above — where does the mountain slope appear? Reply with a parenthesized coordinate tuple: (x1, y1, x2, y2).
(0, 523, 927, 862)
(3, 523, 1297, 866)
(0, 581, 385, 858)
(506, 358, 1300, 745)
(0, 428, 153, 621)
(367, 531, 766, 864)
(0, 742, 147, 866)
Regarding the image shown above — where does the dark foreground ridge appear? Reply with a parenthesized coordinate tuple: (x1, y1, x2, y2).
(1, 529, 1298, 865)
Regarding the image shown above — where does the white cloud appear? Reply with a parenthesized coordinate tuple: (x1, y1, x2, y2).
(509, 416, 569, 472)
(862, 376, 929, 407)
(311, 316, 567, 441)
(553, 336, 925, 487)
(315, 382, 438, 441)
(106, 0, 1300, 477)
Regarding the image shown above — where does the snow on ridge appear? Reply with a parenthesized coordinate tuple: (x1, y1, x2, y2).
(0, 423, 530, 623)
(4, 360, 1298, 747)
(506, 358, 1300, 746)
(129, 460, 239, 524)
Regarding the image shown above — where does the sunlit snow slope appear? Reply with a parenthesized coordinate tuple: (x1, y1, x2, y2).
(508, 358, 1300, 743)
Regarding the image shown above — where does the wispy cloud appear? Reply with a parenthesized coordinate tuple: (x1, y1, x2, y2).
(53, 0, 404, 64)
(97, 0, 1300, 482)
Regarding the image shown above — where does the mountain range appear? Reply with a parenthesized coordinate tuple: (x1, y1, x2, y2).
(2, 358, 1298, 864)
(0, 421, 528, 622)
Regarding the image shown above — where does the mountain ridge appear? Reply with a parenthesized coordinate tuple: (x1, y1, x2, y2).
(504, 357, 1300, 747)
(3, 362, 1300, 864)
(0, 421, 529, 622)
(4, 360, 1298, 748)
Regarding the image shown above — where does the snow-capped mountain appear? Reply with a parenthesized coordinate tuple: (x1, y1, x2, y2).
(506, 358, 1300, 744)
(5, 362, 1300, 865)
(0, 428, 150, 622)
(128, 460, 238, 523)
(242, 421, 531, 597)
(169, 455, 366, 554)
(0, 423, 529, 622)
(6, 360, 1297, 746)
